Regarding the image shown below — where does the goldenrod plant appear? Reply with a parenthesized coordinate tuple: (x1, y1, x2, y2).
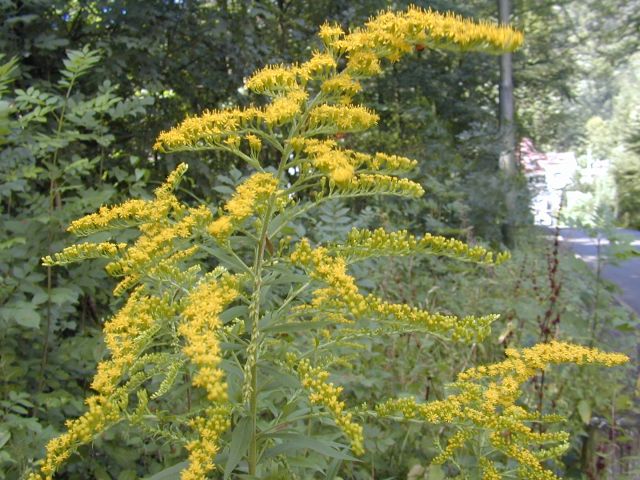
(33, 7, 627, 479)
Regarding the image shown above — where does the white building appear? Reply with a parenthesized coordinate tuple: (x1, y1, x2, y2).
(519, 138, 577, 226)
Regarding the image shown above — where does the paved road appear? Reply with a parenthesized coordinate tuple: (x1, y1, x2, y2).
(558, 228, 640, 315)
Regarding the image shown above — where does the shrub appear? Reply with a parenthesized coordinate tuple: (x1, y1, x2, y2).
(0, 47, 152, 479)
(32, 7, 627, 480)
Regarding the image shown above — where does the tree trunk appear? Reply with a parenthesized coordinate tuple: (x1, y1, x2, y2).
(498, 0, 517, 175)
(498, 0, 518, 246)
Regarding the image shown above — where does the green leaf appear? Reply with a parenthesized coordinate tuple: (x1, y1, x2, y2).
(10, 405, 28, 415)
(213, 185, 235, 195)
(425, 465, 445, 480)
(224, 417, 252, 479)
(262, 433, 358, 461)
(0, 428, 10, 449)
(259, 363, 299, 390)
(199, 244, 251, 274)
(0, 302, 41, 328)
(262, 320, 332, 334)
(0, 237, 26, 251)
(49, 286, 80, 305)
(324, 457, 343, 480)
(93, 465, 111, 480)
(577, 400, 591, 425)
(265, 271, 309, 286)
(220, 305, 248, 323)
(58, 46, 101, 87)
(118, 470, 137, 480)
(144, 461, 188, 480)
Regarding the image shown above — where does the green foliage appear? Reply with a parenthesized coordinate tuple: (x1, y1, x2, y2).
(584, 53, 640, 229)
(348, 224, 637, 478)
(0, 46, 153, 478)
(614, 156, 640, 229)
(1, 1, 637, 479)
(22, 7, 632, 480)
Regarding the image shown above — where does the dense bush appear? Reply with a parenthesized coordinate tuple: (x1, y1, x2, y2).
(0, 47, 154, 478)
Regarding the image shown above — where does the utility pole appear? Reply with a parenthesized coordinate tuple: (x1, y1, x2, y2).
(498, 0, 518, 246)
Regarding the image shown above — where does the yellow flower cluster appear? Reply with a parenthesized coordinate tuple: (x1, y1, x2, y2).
(154, 107, 263, 152)
(333, 173, 424, 198)
(246, 52, 338, 95)
(294, 139, 418, 184)
(111, 211, 210, 294)
(345, 50, 382, 76)
(28, 392, 127, 480)
(491, 435, 565, 480)
(321, 74, 362, 100)
(376, 342, 628, 479)
(59, 164, 212, 296)
(308, 104, 379, 133)
(37, 172, 242, 479)
(459, 341, 629, 385)
(68, 163, 188, 236)
(299, 51, 337, 80)
(178, 275, 239, 479)
(318, 23, 344, 46)
(180, 406, 232, 480)
(336, 227, 510, 265)
(42, 241, 127, 266)
(66, 198, 150, 236)
(295, 358, 364, 456)
(246, 64, 300, 95)
(480, 458, 501, 480)
(245, 134, 262, 154)
(264, 89, 308, 126)
(304, 140, 355, 184)
(208, 172, 280, 239)
(180, 274, 239, 403)
(377, 396, 566, 480)
(317, 150, 355, 184)
(291, 239, 497, 342)
(290, 239, 366, 315)
(224, 173, 279, 218)
(432, 429, 472, 465)
(330, 6, 524, 65)
(154, 6, 523, 170)
(33, 169, 219, 478)
(107, 230, 199, 297)
(365, 152, 418, 171)
(368, 297, 497, 342)
(92, 288, 174, 395)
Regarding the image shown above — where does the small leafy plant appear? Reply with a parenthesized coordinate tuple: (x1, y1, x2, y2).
(32, 7, 628, 480)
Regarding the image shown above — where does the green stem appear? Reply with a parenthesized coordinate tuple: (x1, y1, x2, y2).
(39, 72, 77, 391)
(275, 281, 311, 315)
(589, 236, 603, 347)
(246, 87, 327, 475)
(248, 193, 277, 476)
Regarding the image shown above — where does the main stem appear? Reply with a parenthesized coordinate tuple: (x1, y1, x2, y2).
(248, 198, 275, 476)
(246, 93, 313, 474)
